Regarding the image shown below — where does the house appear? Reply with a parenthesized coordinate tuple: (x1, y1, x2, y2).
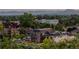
(66, 26, 79, 35)
(31, 28, 53, 42)
(35, 19, 59, 25)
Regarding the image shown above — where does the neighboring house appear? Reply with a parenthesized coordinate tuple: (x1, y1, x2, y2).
(65, 26, 79, 36)
(31, 28, 53, 42)
(33, 28, 53, 35)
(35, 19, 59, 25)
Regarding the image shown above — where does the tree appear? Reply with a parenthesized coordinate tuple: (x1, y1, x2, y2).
(55, 23, 64, 31)
(19, 13, 36, 28)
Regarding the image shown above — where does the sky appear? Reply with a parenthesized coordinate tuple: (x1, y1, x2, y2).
(0, 0, 78, 9)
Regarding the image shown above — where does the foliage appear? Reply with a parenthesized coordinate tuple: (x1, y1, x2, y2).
(2, 35, 79, 49)
(14, 34, 25, 39)
(0, 23, 4, 31)
(40, 23, 50, 28)
(1, 37, 11, 49)
(19, 13, 36, 28)
(55, 23, 64, 31)
(41, 37, 57, 49)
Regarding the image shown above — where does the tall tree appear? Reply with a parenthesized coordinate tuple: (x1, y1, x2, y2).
(19, 13, 36, 28)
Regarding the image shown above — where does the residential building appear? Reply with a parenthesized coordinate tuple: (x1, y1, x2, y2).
(36, 19, 59, 25)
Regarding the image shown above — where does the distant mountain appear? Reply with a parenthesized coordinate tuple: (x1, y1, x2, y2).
(31, 9, 79, 15)
(0, 9, 79, 16)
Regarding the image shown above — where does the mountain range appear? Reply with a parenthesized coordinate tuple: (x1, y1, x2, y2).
(0, 9, 79, 16)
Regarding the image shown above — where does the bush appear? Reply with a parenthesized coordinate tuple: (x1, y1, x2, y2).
(57, 38, 78, 49)
(1, 37, 11, 49)
(41, 37, 57, 49)
(14, 34, 25, 39)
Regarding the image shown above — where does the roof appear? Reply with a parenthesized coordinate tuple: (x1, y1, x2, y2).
(36, 19, 59, 25)
(10, 21, 20, 24)
(33, 28, 53, 32)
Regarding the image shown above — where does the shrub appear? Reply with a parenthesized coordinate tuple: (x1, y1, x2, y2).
(41, 37, 57, 49)
(14, 34, 25, 39)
